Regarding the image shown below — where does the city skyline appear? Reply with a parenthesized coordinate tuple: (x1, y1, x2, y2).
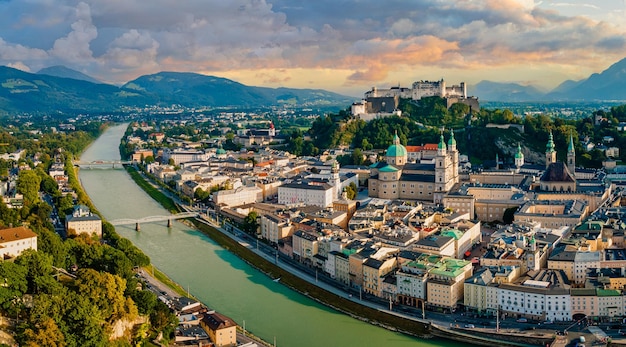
(1, 0, 625, 97)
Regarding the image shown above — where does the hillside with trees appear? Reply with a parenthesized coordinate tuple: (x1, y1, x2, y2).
(0, 121, 177, 346)
(286, 97, 626, 168)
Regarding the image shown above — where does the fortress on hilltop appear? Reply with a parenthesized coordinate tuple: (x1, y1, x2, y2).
(353, 79, 479, 121)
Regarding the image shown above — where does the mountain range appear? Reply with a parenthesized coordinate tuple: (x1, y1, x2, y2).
(470, 57, 626, 102)
(0, 67, 354, 115)
(1, 57, 626, 114)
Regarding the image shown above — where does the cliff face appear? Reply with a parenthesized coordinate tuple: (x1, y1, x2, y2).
(496, 139, 544, 165)
(109, 316, 147, 341)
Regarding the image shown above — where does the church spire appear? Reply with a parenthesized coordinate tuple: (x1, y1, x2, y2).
(393, 130, 400, 145)
(438, 132, 446, 150)
(546, 131, 555, 154)
(545, 131, 557, 168)
(447, 129, 456, 147)
(567, 131, 576, 173)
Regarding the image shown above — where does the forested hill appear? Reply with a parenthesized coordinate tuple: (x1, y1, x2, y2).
(284, 97, 626, 168)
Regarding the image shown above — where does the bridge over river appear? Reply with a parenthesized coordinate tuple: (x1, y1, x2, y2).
(109, 212, 199, 230)
(74, 160, 133, 169)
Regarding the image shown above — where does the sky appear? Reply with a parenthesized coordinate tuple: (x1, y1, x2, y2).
(1, 0, 625, 97)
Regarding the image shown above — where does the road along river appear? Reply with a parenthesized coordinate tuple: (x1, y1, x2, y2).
(79, 123, 457, 347)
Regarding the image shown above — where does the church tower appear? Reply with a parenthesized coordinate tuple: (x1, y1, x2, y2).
(514, 143, 524, 170)
(567, 132, 576, 174)
(331, 160, 341, 199)
(448, 129, 458, 181)
(435, 133, 448, 196)
(545, 131, 557, 168)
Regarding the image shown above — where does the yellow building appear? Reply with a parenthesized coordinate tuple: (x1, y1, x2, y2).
(362, 257, 397, 297)
(547, 249, 576, 282)
(292, 230, 319, 264)
(464, 268, 494, 313)
(426, 258, 473, 310)
(514, 200, 588, 229)
(259, 213, 293, 244)
(200, 311, 237, 347)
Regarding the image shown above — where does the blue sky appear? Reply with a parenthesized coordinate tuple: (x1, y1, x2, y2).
(1, 0, 625, 96)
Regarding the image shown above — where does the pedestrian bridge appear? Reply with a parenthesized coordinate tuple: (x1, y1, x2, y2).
(74, 160, 133, 169)
(109, 212, 199, 230)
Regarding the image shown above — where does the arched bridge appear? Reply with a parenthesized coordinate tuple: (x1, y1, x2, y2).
(109, 212, 199, 230)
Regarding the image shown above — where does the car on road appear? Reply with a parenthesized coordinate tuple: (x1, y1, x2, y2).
(516, 318, 528, 323)
(464, 324, 475, 328)
(619, 329, 626, 336)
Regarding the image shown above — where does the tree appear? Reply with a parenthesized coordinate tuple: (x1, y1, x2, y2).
(345, 182, 358, 200)
(17, 169, 42, 206)
(150, 301, 178, 343)
(15, 249, 57, 294)
(74, 268, 129, 321)
(22, 317, 66, 347)
(242, 211, 259, 235)
(194, 188, 211, 202)
(0, 261, 28, 313)
(352, 148, 364, 166)
(131, 290, 157, 315)
(37, 229, 68, 268)
(58, 194, 74, 215)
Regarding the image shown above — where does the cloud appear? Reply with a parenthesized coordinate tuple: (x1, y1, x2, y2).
(102, 29, 159, 71)
(49, 2, 97, 63)
(255, 71, 292, 84)
(6, 61, 31, 72)
(0, 38, 48, 61)
(0, 0, 625, 91)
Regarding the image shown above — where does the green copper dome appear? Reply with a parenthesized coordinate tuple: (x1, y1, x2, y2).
(379, 165, 400, 172)
(386, 133, 407, 158)
(447, 129, 456, 147)
(216, 147, 226, 155)
(438, 133, 446, 150)
(546, 131, 555, 153)
(515, 144, 523, 159)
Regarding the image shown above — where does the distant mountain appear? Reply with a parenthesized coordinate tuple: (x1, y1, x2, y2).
(549, 79, 584, 95)
(470, 57, 626, 102)
(0, 66, 153, 114)
(122, 71, 353, 107)
(37, 65, 102, 84)
(0, 67, 353, 115)
(469, 81, 545, 102)
(546, 58, 626, 101)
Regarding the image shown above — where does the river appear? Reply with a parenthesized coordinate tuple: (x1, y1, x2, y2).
(79, 124, 456, 347)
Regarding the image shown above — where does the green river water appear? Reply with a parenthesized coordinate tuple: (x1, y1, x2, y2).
(78, 124, 458, 347)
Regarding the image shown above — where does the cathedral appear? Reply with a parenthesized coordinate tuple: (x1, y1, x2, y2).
(368, 130, 460, 203)
(539, 131, 577, 192)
